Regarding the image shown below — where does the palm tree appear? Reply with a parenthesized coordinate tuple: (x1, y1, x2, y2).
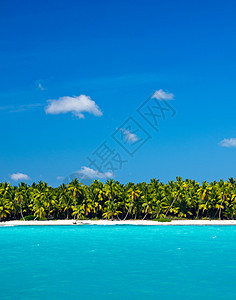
(123, 185, 141, 220)
(103, 179, 121, 220)
(196, 181, 212, 219)
(0, 197, 11, 221)
(216, 180, 230, 220)
(14, 191, 25, 220)
(87, 180, 104, 218)
(165, 178, 185, 218)
(102, 201, 121, 220)
(59, 188, 73, 219)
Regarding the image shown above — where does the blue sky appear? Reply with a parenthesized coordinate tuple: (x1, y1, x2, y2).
(0, 0, 235, 186)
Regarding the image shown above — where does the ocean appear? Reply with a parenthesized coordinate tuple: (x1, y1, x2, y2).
(0, 225, 235, 299)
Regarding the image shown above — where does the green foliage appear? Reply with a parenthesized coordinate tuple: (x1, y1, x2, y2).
(153, 218, 172, 222)
(23, 215, 35, 220)
(1, 177, 236, 221)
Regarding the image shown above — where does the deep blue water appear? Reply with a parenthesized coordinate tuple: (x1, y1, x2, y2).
(0, 225, 236, 299)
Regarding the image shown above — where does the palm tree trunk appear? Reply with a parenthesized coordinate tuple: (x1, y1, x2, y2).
(142, 212, 148, 220)
(20, 205, 25, 221)
(123, 198, 134, 221)
(219, 196, 225, 220)
(196, 199, 202, 219)
(165, 197, 177, 217)
(47, 205, 50, 220)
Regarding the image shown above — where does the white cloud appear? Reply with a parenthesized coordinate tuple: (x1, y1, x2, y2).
(36, 80, 45, 91)
(151, 89, 174, 100)
(220, 138, 236, 147)
(56, 176, 64, 180)
(75, 167, 113, 179)
(38, 83, 45, 91)
(0, 103, 42, 113)
(10, 173, 30, 181)
(120, 128, 139, 143)
(45, 95, 103, 118)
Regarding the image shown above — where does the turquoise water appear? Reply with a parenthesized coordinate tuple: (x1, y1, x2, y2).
(0, 226, 236, 299)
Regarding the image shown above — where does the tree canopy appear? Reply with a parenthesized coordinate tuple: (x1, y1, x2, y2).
(1, 178, 236, 221)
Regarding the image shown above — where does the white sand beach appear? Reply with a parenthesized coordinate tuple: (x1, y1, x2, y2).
(1, 220, 236, 226)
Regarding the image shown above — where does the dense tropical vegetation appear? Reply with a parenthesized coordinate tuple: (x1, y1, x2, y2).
(1, 177, 236, 221)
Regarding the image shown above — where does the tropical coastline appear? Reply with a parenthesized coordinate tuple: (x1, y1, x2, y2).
(1, 1, 236, 299)
(2, 219, 236, 226)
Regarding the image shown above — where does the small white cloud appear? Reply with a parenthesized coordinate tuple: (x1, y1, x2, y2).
(0, 103, 42, 113)
(120, 128, 139, 143)
(36, 80, 45, 91)
(45, 95, 103, 118)
(56, 176, 64, 180)
(10, 173, 30, 181)
(75, 167, 113, 179)
(220, 138, 236, 147)
(151, 89, 174, 100)
(38, 83, 45, 91)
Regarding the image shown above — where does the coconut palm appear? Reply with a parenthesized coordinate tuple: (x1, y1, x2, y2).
(0, 197, 11, 221)
(123, 185, 141, 220)
(196, 181, 212, 219)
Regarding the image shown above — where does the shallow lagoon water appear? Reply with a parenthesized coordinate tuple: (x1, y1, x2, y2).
(0, 225, 235, 299)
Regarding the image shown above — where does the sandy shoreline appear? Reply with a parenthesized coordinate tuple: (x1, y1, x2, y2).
(1, 220, 236, 226)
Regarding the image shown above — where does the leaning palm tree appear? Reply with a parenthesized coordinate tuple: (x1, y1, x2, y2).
(165, 178, 185, 217)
